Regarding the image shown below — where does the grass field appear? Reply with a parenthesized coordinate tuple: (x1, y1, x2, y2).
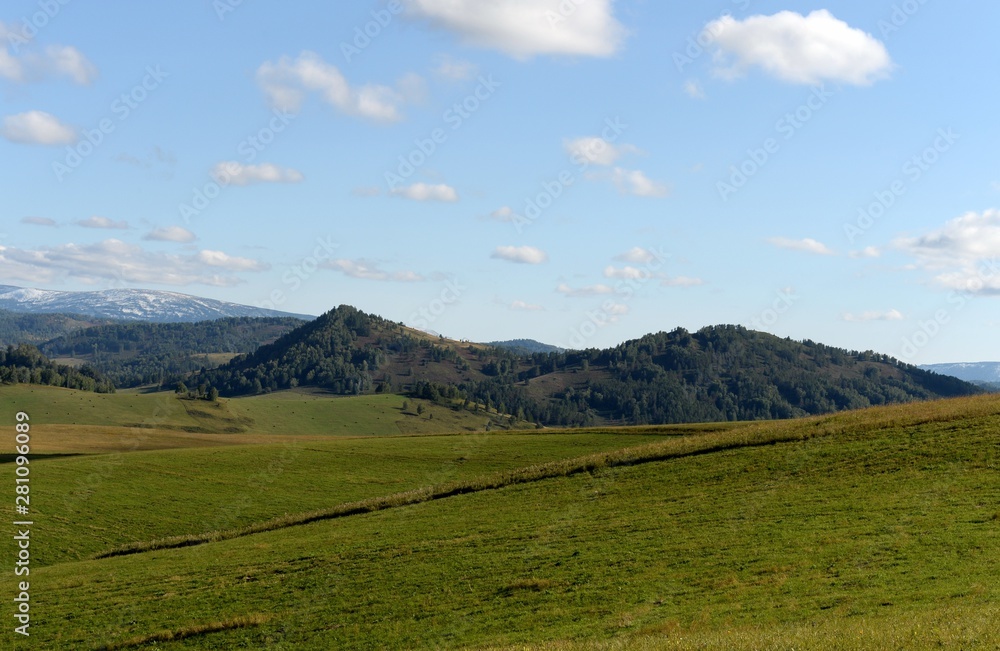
(1, 388, 998, 649)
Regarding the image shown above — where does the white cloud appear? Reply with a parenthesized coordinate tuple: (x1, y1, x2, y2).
(564, 137, 639, 166)
(849, 246, 881, 259)
(705, 10, 892, 86)
(211, 162, 304, 187)
(683, 79, 706, 99)
(196, 250, 268, 272)
(603, 265, 652, 280)
(491, 245, 548, 265)
(434, 55, 477, 80)
(144, 226, 196, 243)
(843, 309, 904, 322)
(661, 276, 705, 288)
(556, 282, 613, 297)
(322, 258, 424, 282)
(77, 216, 129, 230)
(256, 51, 414, 122)
(43, 45, 98, 85)
(767, 237, 835, 255)
(611, 168, 669, 197)
(605, 302, 629, 316)
(510, 300, 544, 312)
(0, 240, 268, 287)
(402, 0, 626, 59)
(0, 35, 96, 85)
(614, 247, 662, 264)
(895, 209, 1000, 295)
(390, 183, 459, 202)
(20, 216, 56, 227)
(486, 206, 519, 223)
(1, 111, 76, 145)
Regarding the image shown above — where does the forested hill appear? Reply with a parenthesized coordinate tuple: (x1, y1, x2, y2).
(39, 317, 303, 388)
(0, 344, 115, 393)
(193, 305, 978, 426)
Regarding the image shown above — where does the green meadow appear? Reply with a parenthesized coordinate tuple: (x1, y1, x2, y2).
(1, 386, 998, 649)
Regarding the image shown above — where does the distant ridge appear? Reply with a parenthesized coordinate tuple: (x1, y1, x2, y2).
(919, 361, 1000, 384)
(487, 339, 565, 355)
(0, 285, 313, 323)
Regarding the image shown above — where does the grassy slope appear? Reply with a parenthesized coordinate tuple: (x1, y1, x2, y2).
(0, 385, 531, 456)
(20, 430, 672, 566)
(5, 395, 998, 649)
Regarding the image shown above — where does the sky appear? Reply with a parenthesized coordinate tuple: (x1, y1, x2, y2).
(1, 0, 999, 364)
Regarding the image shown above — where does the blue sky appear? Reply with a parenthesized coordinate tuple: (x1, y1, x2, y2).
(2, 0, 999, 363)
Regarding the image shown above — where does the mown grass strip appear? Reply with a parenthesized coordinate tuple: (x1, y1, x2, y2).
(93, 395, 1000, 561)
(94, 614, 269, 650)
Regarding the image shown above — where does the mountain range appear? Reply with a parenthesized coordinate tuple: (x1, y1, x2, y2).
(0, 285, 312, 322)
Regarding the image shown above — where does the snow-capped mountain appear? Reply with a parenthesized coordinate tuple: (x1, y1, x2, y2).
(919, 362, 1000, 384)
(0, 285, 313, 323)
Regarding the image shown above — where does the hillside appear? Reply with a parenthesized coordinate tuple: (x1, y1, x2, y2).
(0, 309, 122, 346)
(0, 285, 313, 322)
(5, 393, 999, 649)
(38, 316, 303, 387)
(193, 305, 979, 426)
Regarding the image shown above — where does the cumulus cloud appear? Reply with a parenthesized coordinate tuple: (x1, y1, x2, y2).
(849, 246, 881, 259)
(895, 209, 1000, 295)
(196, 250, 268, 272)
(256, 51, 416, 122)
(20, 216, 56, 227)
(556, 283, 613, 297)
(510, 300, 544, 311)
(767, 237, 835, 255)
(843, 309, 904, 322)
(564, 137, 639, 166)
(705, 10, 893, 85)
(211, 162, 304, 186)
(603, 265, 652, 280)
(491, 245, 548, 265)
(1, 111, 76, 145)
(0, 240, 267, 286)
(390, 183, 459, 202)
(402, 0, 626, 59)
(661, 276, 705, 287)
(0, 34, 97, 85)
(211, 161, 305, 185)
(615, 247, 663, 264)
(434, 55, 477, 80)
(144, 226, 196, 243)
(77, 216, 129, 230)
(611, 168, 670, 197)
(321, 258, 424, 282)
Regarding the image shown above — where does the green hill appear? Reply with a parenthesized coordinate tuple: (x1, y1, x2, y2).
(4, 393, 998, 649)
(194, 305, 978, 426)
(38, 316, 302, 387)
